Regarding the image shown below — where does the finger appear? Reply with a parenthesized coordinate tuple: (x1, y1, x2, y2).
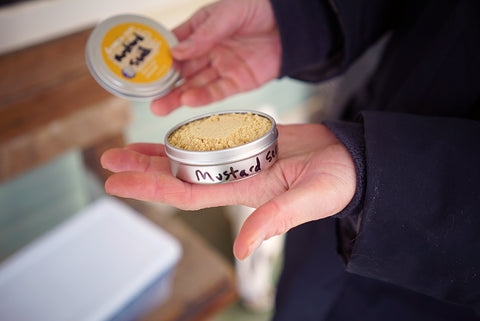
(150, 57, 212, 113)
(182, 66, 219, 90)
(105, 172, 192, 207)
(181, 77, 235, 106)
(172, 3, 241, 60)
(181, 55, 210, 78)
(153, 73, 238, 111)
(124, 143, 167, 157)
(172, 4, 213, 41)
(101, 148, 170, 174)
(151, 88, 182, 116)
(232, 180, 342, 260)
(105, 171, 252, 210)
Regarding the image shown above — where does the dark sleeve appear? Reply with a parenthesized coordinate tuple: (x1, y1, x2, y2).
(269, 0, 405, 81)
(345, 111, 480, 314)
(324, 120, 366, 219)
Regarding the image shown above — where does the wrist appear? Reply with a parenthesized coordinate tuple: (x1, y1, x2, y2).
(323, 120, 366, 219)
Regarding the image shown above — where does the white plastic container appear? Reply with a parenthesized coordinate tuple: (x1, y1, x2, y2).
(86, 14, 181, 100)
(0, 197, 182, 321)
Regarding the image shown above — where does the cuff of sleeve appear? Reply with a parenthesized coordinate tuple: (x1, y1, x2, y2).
(324, 120, 366, 219)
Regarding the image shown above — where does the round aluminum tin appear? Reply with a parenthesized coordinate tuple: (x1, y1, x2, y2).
(85, 14, 181, 100)
(165, 110, 279, 184)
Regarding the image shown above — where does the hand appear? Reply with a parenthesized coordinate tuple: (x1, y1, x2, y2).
(151, 0, 281, 115)
(101, 124, 356, 260)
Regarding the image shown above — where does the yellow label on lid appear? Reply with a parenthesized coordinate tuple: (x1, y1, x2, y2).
(101, 22, 172, 83)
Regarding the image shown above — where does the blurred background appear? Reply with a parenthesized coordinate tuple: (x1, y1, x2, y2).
(0, 0, 381, 320)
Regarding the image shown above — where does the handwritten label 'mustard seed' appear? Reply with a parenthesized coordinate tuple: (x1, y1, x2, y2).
(194, 145, 278, 183)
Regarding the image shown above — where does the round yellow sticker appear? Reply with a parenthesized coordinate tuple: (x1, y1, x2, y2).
(101, 22, 172, 83)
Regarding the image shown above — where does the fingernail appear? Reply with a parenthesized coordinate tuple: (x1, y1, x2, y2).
(173, 39, 194, 52)
(104, 177, 115, 194)
(243, 238, 264, 259)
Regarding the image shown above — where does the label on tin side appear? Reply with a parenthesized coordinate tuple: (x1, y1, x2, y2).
(101, 22, 172, 83)
(175, 142, 279, 184)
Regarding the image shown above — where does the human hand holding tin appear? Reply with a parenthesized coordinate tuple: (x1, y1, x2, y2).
(101, 124, 356, 260)
(150, 0, 281, 115)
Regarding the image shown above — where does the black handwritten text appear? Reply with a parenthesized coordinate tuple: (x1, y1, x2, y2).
(194, 145, 278, 183)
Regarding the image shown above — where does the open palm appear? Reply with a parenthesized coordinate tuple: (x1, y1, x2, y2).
(101, 124, 356, 259)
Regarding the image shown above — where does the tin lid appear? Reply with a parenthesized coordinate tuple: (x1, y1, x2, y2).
(165, 111, 278, 165)
(85, 14, 181, 100)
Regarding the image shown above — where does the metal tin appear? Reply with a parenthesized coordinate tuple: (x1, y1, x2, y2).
(165, 110, 279, 184)
(85, 14, 181, 100)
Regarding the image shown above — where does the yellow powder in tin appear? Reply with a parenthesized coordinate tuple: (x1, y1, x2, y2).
(168, 113, 272, 151)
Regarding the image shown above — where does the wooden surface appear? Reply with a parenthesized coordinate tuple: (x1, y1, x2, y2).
(0, 27, 131, 183)
(0, 97, 130, 182)
(0, 28, 108, 143)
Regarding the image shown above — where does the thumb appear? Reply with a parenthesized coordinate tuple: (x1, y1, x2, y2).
(232, 185, 332, 260)
(232, 176, 352, 260)
(232, 196, 296, 261)
(171, 2, 241, 60)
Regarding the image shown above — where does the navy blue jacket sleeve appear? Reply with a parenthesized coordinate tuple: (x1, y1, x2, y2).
(330, 112, 480, 314)
(324, 120, 365, 220)
(324, 113, 480, 314)
(270, 0, 403, 81)
(270, 0, 480, 314)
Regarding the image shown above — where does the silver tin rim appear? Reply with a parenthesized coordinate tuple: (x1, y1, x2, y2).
(85, 14, 181, 101)
(164, 110, 279, 184)
(165, 110, 278, 165)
